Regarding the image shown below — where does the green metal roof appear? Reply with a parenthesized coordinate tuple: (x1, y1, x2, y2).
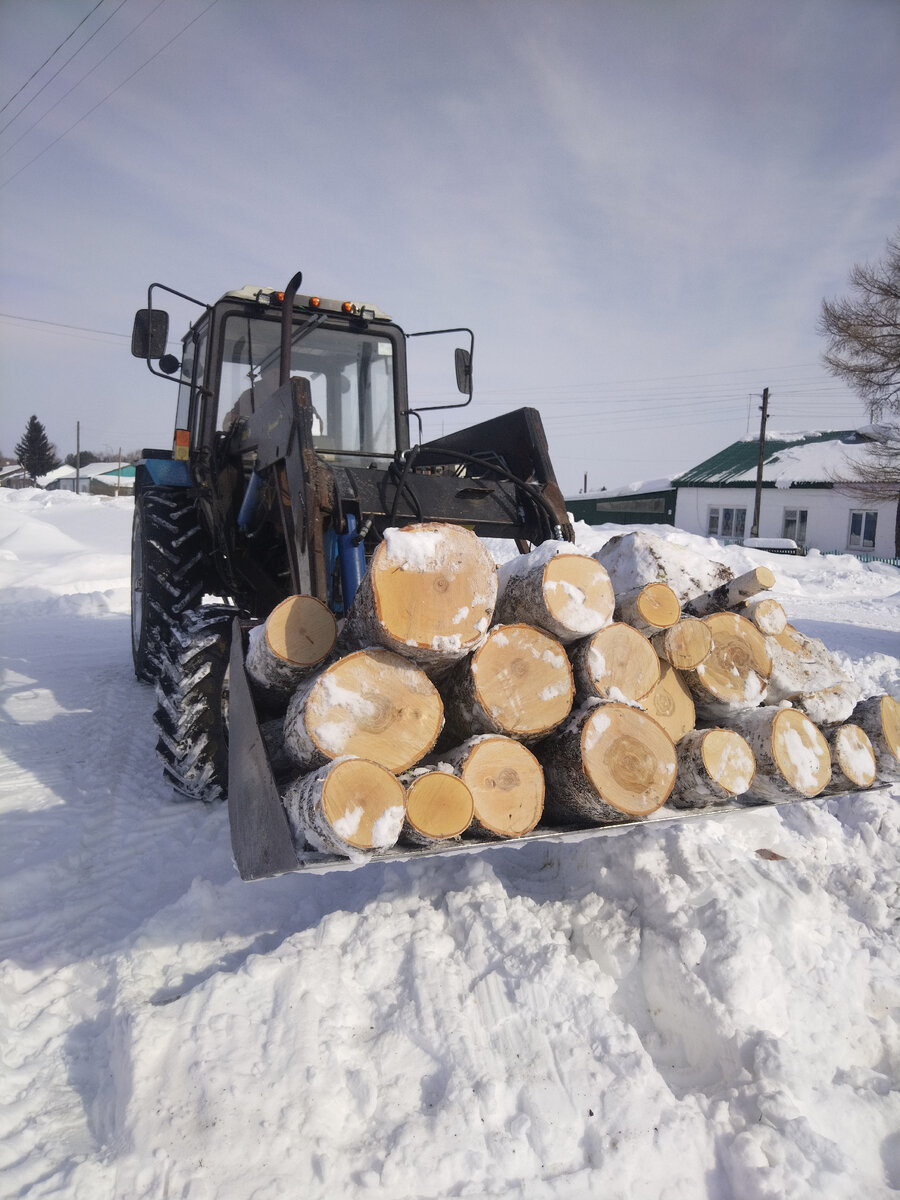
(672, 430, 857, 486)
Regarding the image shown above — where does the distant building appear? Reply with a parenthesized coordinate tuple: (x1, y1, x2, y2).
(566, 427, 898, 558)
(37, 463, 136, 495)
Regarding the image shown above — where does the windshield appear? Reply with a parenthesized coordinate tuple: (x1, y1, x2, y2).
(218, 313, 397, 458)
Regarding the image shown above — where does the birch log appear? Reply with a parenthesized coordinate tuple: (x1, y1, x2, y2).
(442, 623, 574, 742)
(592, 529, 732, 605)
(282, 757, 406, 860)
(495, 544, 615, 643)
(399, 766, 475, 846)
(569, 623, 659, 703)
(764, 626, 861, 721)
(682, 612, 771, 721)
(650, 618, 712, 670)
(283, 648, 443, 773)
(439, 735, 544, 838)
(849, 694, 900, 782)
(539, 700, 677, 825)
(729, 706, 831, 801)
(637, 661, 696, 744)
(821, 724, 877, 794)
(245, 594, 337, 700)
(669, 728, 756, 808)
(684, 566, 776, 618)
(340, 522, 497, 676)
(614, 583, 681, 636)
(737, 596, 788, 636)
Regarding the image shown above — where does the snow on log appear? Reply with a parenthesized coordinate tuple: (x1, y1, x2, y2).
(849, 694, 900, 782)
(650, 617, 712, 670)
(398, 766, 475, 846)
(683, 566, 776, 618)
(682, 612, 771, 721)
(340, 522, 497, 675)
(438, 735, 544, 838)
(763, 626, 861, 720)
(729, 706, 831, 801)
(539, 700, 677, 825)
(822, 724, 877, 794)
(245, 594, 337, 699)
(568, 622, 660, 703)
(592, 529, 732, 605)
(494, 542, 615, 644)
(283, 648, 443, 773)
(614, 582, 681, 636)
(282, 756, 406, 860)
(442, 623, 574, 742)
(736, 596, 788, 636)
(637, 661, 696, 744)
(669, 728, 756, 808)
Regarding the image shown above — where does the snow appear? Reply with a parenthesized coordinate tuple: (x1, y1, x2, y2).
(1, 490, 900, 1199)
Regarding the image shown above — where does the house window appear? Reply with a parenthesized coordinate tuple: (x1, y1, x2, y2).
(782, 508, 808, 545)
(708, 506, 747, 539)
(848, 510, 877, 550)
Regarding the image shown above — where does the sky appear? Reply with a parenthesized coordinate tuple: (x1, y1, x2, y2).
(0, 0, 898, 495)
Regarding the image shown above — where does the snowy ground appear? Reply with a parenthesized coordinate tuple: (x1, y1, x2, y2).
(1, 487, 899, 1200)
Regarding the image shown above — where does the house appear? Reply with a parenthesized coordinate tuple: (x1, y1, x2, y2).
(566, 427, 898, 558)
(0, 463, 30, 489)
(37, 463, 136, 495)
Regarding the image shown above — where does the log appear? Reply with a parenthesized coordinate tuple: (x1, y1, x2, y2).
(569, 622, 660, 703)
(849, 694, 900, 782)
(682, 612, 771, 720)
(764, 626, 861, 720)
(669, 728, 756, 808)
(399, 766, 475, 846)
(821, 724, 877, 794)
(539, 700, 677, 824)
(791, 682, 864, 727)
(245, 594, 337, 700)
(438, 735, 544, 838)
(650, 617, 712, 670)
(442, 624, 574, 742)
(282, 756, 406, 860)
(614, 582, 681, 635)
(636, 661, 696, 744)
(495, 543, 615, 644)
(593, 529, 732, 605)
(730, 706, 831, 801)
(283, 648, 443, 773)
(683, 566, 776, 618)
(340, 522, 497, 675)
(737, 596, 788, 636)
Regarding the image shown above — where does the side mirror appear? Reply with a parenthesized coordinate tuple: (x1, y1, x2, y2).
(455, 346, 472, 395)
(131, 308, 169, 359)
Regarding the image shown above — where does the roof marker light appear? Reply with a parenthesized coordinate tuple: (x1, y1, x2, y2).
(310, 296, 321, 307)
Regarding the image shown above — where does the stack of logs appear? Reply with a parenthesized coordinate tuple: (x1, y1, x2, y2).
(244, 523, 900, 860)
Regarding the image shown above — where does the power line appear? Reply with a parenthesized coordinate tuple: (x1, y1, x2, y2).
(0, 0, 107, 118)
(0, 311, 127, 339)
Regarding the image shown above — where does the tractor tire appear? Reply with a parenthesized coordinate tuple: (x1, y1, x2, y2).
(131, 487, 207, 682)
(154, 606, 238, 803)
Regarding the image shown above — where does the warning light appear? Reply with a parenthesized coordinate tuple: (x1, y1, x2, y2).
(342, 301, 356, 314)
(310, 297, 321, 307)
(174, 428, 190, 461)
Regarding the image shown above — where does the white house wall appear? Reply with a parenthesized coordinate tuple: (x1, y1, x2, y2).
(674, 486, 896, 557)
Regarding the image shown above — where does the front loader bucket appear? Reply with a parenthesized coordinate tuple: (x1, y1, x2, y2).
(227, 619, 300, 880)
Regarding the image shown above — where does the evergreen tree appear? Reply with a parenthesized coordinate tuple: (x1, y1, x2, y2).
(15, 415, 61, 483)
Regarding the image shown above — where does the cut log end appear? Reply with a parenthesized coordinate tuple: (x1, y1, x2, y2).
(542, 554, 616, 638)
(457, 737, 544, 837)
(695, 612, 771, 706)
(701, 728, 756, 796)
(267, 594, 337, 667)
(829, 724, 877, 789)
(770, 708, 831, 797)
(581, 703, 677, 816)
(878, 694, 900, 761)
(405, 771, 474, 840)
(469, 624, 574, 738)
(320, 758, 407, 850)
(652, 617, 712, 670)
(573, 622, 660, 702)
(638, 661, 696, 744)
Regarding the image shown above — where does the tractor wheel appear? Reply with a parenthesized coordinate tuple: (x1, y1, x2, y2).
(154, 606, 238, 803)
(131, 488, 207, 682)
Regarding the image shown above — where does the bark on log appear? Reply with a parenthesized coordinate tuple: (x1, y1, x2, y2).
(637, 661, 696, 744)
(849, 694, 900, 782)
(245, 595, 337, 700)
(495, 543, 615, 644)
(682, 612, 771, 721)
(569, 622, 660, 703)
(593, 529, 732, 605)
(282, 756, 406, 860)
(538, 700, 677, 825)
(737, 596, 788, 636)
(764, 626, 861, 720)
(442, 624, 574, 742)
(398, 766, 475, 846)
(669, 728, 756, 808)
(729, 706, 831, 801)
(821, 724, 877, 794)
(438, 735, 544, 838)
(650, 618, 712, 670)
(614, 582, 681, 635)
(283, 648, 443, 773)
(340, 522, 497, 676)
(683, 566, 776, 618)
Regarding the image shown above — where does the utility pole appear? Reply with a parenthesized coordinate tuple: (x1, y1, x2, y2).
(750, 387, 769, 538)
(75, 421, 80, 493)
